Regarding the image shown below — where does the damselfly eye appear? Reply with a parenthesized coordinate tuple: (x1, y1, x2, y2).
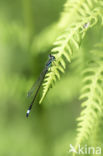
(51, 55, 55, 60)
(48, 54, 55, 60)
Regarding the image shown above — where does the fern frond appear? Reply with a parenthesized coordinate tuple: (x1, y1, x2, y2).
(40, 8, 103, 104)
(31, 0, 103, 56)
(59, 0, 103, 27)
(75, 43, 103, 148)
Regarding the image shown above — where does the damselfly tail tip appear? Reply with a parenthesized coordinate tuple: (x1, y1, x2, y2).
(26, 109, 30, 118)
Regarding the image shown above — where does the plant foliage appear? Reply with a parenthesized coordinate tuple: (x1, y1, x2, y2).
(38, 0, 103, 153)
(76, 43, 103, 148)
(40, 7, 103, 103)
(1, 0, 103, 155)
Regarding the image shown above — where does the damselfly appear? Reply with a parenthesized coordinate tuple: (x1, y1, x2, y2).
(26, 54, 55, 118)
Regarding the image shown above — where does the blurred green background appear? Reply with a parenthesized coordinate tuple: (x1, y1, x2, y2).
(0, 0, 81, 156)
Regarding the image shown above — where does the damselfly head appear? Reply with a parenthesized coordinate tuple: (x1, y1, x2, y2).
(49, 54, 55, 61)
